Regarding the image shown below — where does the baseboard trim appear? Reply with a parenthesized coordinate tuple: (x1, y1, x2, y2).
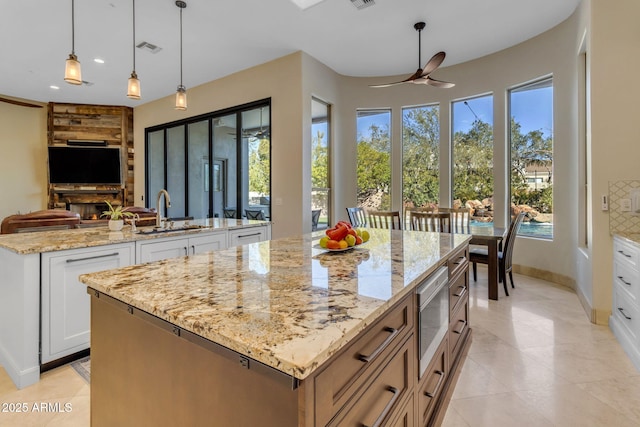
(512, 264, 576, 290)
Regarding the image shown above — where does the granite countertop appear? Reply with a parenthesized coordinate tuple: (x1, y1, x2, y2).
(79, 229, 471, 380)
(617, 233, 640, 246)
(0, 218, 268, 254)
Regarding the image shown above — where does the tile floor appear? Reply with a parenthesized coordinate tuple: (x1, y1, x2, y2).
(0, 266, 638, 426)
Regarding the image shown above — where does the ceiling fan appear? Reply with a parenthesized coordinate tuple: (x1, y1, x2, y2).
(242, 107, 270, 139)
(370, 21, 455, 89)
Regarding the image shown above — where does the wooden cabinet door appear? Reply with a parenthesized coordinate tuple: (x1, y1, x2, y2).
(41, 244, 134, 363)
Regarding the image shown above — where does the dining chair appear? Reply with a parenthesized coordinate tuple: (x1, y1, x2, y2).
(409, 211, 451, 233)
(439, 207, 471, 230)
(346, 207, 367, 228)
(368, 210, 403, 230)
(311, 209, 321, 231)
(469, 212, 525, 296)
(245, 209, 266, 220)
(404, 206, 435, 227)
(223, 208, 237, 219)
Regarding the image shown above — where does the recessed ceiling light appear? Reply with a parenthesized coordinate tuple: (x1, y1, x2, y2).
(50, 85, 60, 90)
(289, 0, 326, 10)
(94, 58, 105, 64)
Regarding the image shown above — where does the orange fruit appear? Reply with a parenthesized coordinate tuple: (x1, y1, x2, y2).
(338, 240, 348, 249)
(326, 239, 341, 250)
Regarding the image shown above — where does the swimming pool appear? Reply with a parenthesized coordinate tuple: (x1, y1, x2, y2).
(471, 220, 553, 239)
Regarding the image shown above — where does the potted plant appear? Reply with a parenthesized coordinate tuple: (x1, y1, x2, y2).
(101, 201, 133, 231)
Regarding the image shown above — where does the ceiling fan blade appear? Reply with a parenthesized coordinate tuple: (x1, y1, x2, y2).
(425, 76, 455, 88)
(369, 69, 423, 88)
(420, 51, 446, 77)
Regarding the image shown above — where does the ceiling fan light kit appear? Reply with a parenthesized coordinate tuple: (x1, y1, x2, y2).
(64, 0, 82, 85)
(370, 21, 454, 89)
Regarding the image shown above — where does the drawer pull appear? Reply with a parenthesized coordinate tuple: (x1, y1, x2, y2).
(453, 319, 467, 335)
(363, 386, 400, 427)
(358, 327, 399, 363)
(617, 276, 632, 286)
(237, 232, 261, 239)
(191, 245, 196, 255)
(618, 250, 632, 258)
(453, 256, 466, 265)
(66, 252, 119, 263)
(453, 285, 467, 298)
(618, 307, 632, 320)
(424, 370, 445, 398)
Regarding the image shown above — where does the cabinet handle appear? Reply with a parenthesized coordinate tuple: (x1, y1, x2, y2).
(358, 327, 399, 363)
(362, 386, 400, 427)
(66, 252, 119, 263)
(618, 250, 632, 258)
(453, 285, 467, 298)
(617, 276, 632, 286)
(191, 245, 196, 255)
(184, 247, 188, 256)
(618, 307, 632, 320)
(453, 256, 466, 265)
(424, 370, 445, 398)
(237, 232, 261, 239)
(453, 319, 467, 335)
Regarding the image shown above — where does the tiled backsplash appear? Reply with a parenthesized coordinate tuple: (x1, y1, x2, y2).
(609, 180, 640, 234)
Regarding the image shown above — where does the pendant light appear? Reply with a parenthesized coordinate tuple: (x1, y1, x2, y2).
(127, 0, 141, 99)
(175, 1, 187, 110)
(64, 0, 82, 85)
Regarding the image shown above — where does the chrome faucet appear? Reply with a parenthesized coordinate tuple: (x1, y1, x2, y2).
(156, 189, 171, 228)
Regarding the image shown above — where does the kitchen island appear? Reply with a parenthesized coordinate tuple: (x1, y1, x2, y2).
(80, 229, 472, 426)
(0, 218, 270, 389)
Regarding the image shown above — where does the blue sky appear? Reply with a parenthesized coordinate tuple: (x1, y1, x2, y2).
(355, 86, 553, 140)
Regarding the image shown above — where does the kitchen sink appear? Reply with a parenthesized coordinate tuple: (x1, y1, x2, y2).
(135, 224, 209, 234)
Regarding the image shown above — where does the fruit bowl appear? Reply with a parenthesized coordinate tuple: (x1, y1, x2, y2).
(313, 242, 365, 252)
(319, 221, 370, 251)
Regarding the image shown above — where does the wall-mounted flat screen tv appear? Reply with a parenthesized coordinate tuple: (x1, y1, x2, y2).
(48, 146, 122, 185)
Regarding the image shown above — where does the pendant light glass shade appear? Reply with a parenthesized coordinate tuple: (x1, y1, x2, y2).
(64, 54, 82, 85)
(175, 85, 187, 110)
(127, 71, 141, 99)
(127, 0, 141, 99)
(175, 1, 187, 110)
(64, 0, 82, 85)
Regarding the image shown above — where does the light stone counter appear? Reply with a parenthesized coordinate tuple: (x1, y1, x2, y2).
(617, 232, 640, 246)
(80, 229, 471, 380)
(0, 218, 266, 254)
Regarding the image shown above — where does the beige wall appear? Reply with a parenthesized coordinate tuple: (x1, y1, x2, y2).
(0, 98, 48, 222)
(588, 0, 640, 322)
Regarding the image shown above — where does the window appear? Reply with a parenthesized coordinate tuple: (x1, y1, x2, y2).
(356, 110, 391, 210)
(452, 95, 494, 215)
(145, 99, 271, 220)
(402, 104, 440, 209)
(509, 78, 553, 239)
(311, 98, 331, 230)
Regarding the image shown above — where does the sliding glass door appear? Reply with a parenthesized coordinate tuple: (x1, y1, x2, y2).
(145, 99, 271, 221)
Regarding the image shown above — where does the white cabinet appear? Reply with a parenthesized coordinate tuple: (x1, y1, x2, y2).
(137, 231, 227, 263)
(611, 235, 640, 370)
(228, 226, 268, 247)
(41, 244, 134, 363)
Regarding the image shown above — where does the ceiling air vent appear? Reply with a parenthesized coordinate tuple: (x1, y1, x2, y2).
(136, 41, 163, 54)
(350, 0, 375, 10)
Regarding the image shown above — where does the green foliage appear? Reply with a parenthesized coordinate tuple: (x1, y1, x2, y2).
(248, 137, 270, 195)
(311, 130, 328, 189)
(100, 200, 133, 220)
(452, 119, 494, 203)
(357, 123, 391, 209)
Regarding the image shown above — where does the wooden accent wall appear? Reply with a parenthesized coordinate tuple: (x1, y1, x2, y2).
(47, 103, 134, 209)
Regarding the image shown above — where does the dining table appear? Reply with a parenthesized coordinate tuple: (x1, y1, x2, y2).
(452, 223, 507, 301)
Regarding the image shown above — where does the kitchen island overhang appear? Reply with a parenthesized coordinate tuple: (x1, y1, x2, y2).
(80, 229, 472, 426)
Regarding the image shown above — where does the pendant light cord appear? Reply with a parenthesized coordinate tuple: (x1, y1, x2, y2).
(71, 0, 75, 55)
(179, 5, 183, 86)
(132, 0, 136, 71)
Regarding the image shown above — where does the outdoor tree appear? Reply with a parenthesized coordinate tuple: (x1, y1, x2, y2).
(452, 118, 494, 203)
(357, 123, 391, 209)
(248, 137, 270, 196)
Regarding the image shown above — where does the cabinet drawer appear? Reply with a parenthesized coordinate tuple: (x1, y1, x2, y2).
(449, 269, 468, 316)
(387, 393, 414, 427)
(314, 295, 414, 427)
(614, 238, 639, 269)
(448, 245, 468, 279)
(418, 337, 448, 426)
(449, 298, 469, 362)
(613, 286, 640, 342)
(328, 336, 414, 427)
(228, 226, 266, 247)
(614, 260, 640, 304)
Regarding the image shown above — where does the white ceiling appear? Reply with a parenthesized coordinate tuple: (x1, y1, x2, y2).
(1, 0, 581, 107)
